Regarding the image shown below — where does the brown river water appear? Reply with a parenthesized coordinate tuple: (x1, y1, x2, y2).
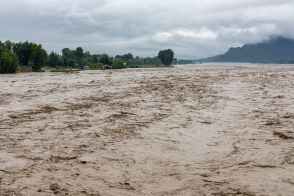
(0, 64, 293, 195)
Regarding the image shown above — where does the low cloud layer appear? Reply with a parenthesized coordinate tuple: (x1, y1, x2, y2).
(1, 0, 293, 58)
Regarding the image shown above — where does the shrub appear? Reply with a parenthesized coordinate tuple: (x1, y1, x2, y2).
(89, 63, 103, 70)
(50, 66, 72, 72)
(112, 59, 125, 69)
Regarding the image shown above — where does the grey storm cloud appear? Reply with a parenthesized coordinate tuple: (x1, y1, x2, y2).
(1, 0, 294, 58)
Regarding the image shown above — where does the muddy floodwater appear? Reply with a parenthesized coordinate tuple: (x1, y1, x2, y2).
(0, 64, 294, 195)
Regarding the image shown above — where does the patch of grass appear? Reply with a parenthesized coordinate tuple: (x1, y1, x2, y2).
(89, 63, 103, 70)
(50, 66, 76, 72)
(127, 64, 162, 68)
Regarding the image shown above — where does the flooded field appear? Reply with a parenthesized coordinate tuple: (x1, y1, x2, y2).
(0, 64, 294, 195)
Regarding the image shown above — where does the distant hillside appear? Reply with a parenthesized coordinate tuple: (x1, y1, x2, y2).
(202, 36, 294, 64)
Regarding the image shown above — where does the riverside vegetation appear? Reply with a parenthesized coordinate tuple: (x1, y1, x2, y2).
(0, 40, 175, 73)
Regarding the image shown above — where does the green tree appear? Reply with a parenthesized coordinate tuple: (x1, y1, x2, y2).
(100, 54, 111, 65)
(30, 44, 47, 71)
(4, 41, 13, 50)
(62, 48, 75, 67)
(0, 41, 5, 54)
(13, 41, 32, 66)
(12, 41, 47, 71)
(93, 55, 99, 64)
(48, 52, 60, 67)
(115, 53, 134, 62)
(75, 47, 84, 65)
(0, 50, 19, 73)
(158, 49, 174, 66)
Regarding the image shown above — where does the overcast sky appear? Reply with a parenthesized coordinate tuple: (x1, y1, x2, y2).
(1, 0, 294, 58)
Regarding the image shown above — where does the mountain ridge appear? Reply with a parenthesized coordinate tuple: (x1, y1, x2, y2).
(201, 36, 294, 64)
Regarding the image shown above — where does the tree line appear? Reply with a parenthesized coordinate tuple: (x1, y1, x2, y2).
(0, 40, 175, 73)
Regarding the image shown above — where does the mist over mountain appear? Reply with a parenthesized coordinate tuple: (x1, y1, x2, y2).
(202, 36, 294, 64)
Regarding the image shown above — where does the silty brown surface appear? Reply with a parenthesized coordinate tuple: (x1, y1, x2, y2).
(0, 64, 293, 195)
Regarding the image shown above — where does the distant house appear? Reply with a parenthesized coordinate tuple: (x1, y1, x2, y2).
(19, 66, 32, 72)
